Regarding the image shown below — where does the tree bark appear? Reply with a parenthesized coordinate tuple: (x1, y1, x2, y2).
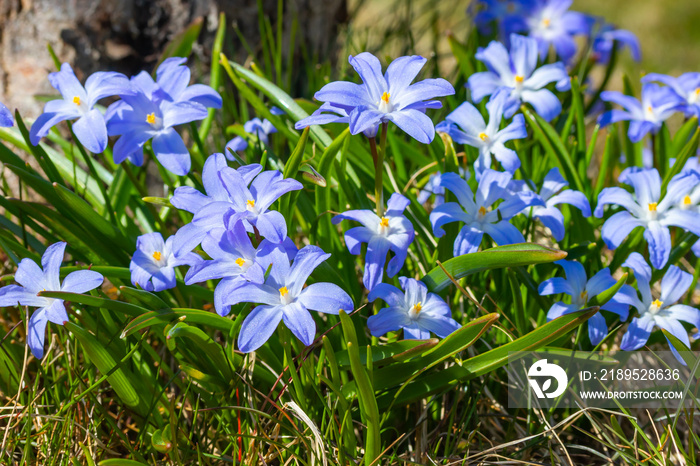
(0, 0, 347, 118)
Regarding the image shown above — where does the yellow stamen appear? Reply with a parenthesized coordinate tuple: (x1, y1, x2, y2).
(695, 88, 700, 96)
(515, 75, 524, 84)
(478, 206, 487, 216)
(652, 299, 663, 308)
(684, 195, 692, 205)
(73, 96, 81, 106)
(479, 132, 488, 141)
(648, 202, 658, 212)
(647, 106, 653, 114)
(381, 92, 390, 104)
(414, 302, 422, 313)
(146, 112, 156, 124)
(279, 286, 289, 296)
(542, 18, 550, 27)
(235, 258, 245, 267)
(380, 217, 390, 227)
(580, 290, 588, 302)
(246, 199, 255, 209)
(152, 251, 162, 261)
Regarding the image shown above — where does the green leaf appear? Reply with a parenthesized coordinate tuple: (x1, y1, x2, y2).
(422, 243, 567, 292)
(99, 460, 149, 466)
(53, 182, 133, 255)
(376, 308, 597, 408)
(661, 126, 700, 197)
(65, 322, 150, 416)
(167, 322, 234, 385)
(339, 310, 380, 462)
(523, 108, 586, 193)
(224, 57, 333, 149)
(662, 330, 698, 370)
(142, 196, 174, 208)
(39, 291, 147, 317)
(345, 313, 498, 397)
(283, 126, 310, 179)
(118, 286, 170, 310)
(121, 308, 235, 338)
(335, 339, 439, 368)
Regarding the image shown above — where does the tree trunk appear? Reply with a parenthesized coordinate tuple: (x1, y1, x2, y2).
(0, 0, 347, 118)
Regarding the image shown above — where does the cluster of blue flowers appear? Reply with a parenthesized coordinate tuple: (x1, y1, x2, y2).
(2, 0, 700, 363)
(28, 58, 222, 176)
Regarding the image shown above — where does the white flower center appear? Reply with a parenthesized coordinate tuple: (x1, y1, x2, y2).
(378, 91, 394, 113)
(279, 286, 293, 305)
(649, 299, 663, 315)
(377, 216, 391, 236)
(152, 250, 166, 267)
(408, 302, 422, 320)
(647, 202, 658, 220)
(146, 112, 163, 129)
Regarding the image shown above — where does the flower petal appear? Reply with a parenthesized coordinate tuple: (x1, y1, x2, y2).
(620, 314, 655, 350)
(61, 270, 103, 294)
(367, 307, 411, 337)
(297, 282, 353, 314)
(643, 221, 671, 269)
(282, 302, 316, 346)
(238, 305, 284, 352)
(600, 211, 644, 250)
(72, 109, 108, 153)
(27, 308, 49, 359)
(152, 128, 191, 176)
(660, 265, 693, 305)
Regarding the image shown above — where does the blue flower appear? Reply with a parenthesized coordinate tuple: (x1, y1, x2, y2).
(470, 0, 536, 35)
(505, 0, 593, 62)
(619, 252, 700, 362)
(219, 167, 303, 244)
(591, 24, 641, 64)
(538, 260, 632, 345)
(225, 117, 278, 157)
(436, 88, 527, 178)
(430, 169, 544, 256)
(30, 63, 129, 153)
(105, 59, 219, 175)
(417, 171, 447, 206)
(170, 154, 264, 255)
(332, 193, 415, 292)
(152, 57, 223, 109)
(0, 242, 103, 359)
(184, 218, 298, 316)
(297, 53, 454, 143)
(0, 101, 13, 127)
(509, 167, 591, 241)
(130, 232, 200, 292)
(221, 245, 354, 352)
(641, 73, 700, 119)
(468, 34, 571, 122)
(368, 277, 460, 339)
(595, 167, 700, 269)
(598, 83, 685, 143)
(417, 167, 469, 206)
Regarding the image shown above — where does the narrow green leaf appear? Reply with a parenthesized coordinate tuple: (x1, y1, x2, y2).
(588, 272, 628, 308)
(39, 291, 147, 317)
(377, 308, 597, 407)
(423, 243, 567, 292)
(121, 308, 235, 338)
(65, 322, 150, 416)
